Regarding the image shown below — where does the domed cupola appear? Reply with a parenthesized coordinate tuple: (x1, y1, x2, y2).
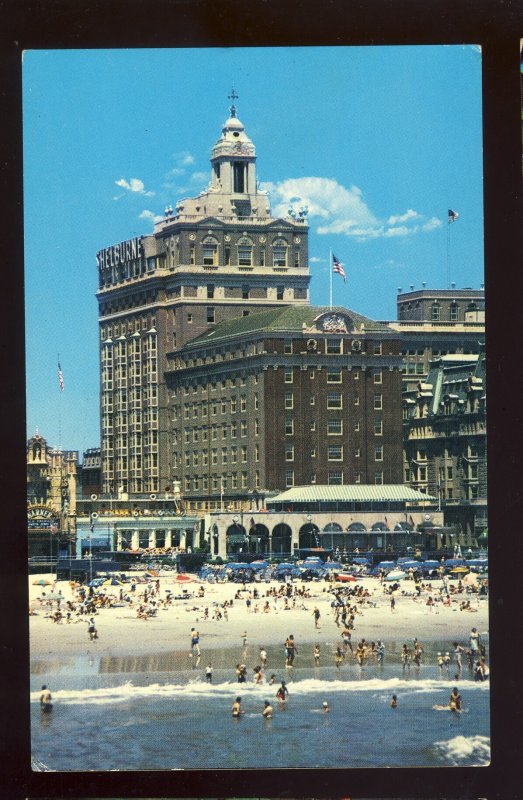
(210, 90, 257, 196)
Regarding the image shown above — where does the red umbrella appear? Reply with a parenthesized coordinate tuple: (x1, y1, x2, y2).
(175, 574, 193, 582)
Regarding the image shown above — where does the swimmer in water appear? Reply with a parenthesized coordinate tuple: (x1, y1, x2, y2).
(232, 696, 243, 718)
(449, 687, 462, 712)
(262, 700, 273, 719)
(390, 694, 398, 708)
(39, 685, 52, 711)
(322, 701, 331, 713)
(276, 680, 289, 702)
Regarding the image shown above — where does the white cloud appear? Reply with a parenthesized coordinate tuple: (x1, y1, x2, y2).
(262, 176, 442, 242)
(190, 171, 209, 184)
(139, 209, 163, 224)
(115, 177, 155, 197)
(309, 256, 323, 263)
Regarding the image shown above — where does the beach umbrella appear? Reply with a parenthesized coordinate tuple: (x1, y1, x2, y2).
(352, 557, 370, 565)
(103, 577, 123, 586)
(463, 572, 478, 585)
(335, 573, 357, 582)
(450, 566, 469, 574)
(376, 561, 396, 569)
(32, 579, 52, 586)
(384, 570, 407, 581)
(175, 574, 193, 582)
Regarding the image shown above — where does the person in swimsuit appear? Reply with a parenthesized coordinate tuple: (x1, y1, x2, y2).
(449, 687, 462, 712)
(39, 685, 52, 711)
(276, 680, 289, 701)
(232, 696, 242, 717)
(390, 694, 398, 708)
(262, 700, 273, 718)
(322, 701, 331, 713)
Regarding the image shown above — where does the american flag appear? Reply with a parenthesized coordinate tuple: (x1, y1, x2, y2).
(332, 254, 346, 282)
(58, 361, 64, 392)
(448, 209, 459, 223)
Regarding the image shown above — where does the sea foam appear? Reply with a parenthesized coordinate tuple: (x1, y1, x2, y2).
(31, 676, 489, 705)
(433, 734, 490, 765)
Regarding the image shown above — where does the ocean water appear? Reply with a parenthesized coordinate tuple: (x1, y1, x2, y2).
(31, 641, 490, 771)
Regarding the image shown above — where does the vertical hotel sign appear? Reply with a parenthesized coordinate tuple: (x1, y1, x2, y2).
(97, 237, 142, 270)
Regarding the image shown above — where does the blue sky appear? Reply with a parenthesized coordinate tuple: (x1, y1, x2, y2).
(23, 45, 484, 453)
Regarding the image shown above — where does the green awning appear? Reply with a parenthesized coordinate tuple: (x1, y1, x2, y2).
(227, 533, 247, 544)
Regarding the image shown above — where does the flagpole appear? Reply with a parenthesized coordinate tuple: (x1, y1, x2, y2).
(329, 249, 332, 311)
(446, 218, 450, 289)
(57, 352, 62, 451)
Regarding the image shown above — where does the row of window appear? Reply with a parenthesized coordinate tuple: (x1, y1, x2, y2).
(284, 392, 384, 410)
(284, 471, 384, 487)
(193, 237, 299, 269)
(283, 339, 383, 355)
(184, 472, 261, 492)
(284, 444, 384, 461)
(284, 367, 383, 383)
(284, 418, 383, 435)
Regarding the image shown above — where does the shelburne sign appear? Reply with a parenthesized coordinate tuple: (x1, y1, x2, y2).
(97, 237, 142, 270)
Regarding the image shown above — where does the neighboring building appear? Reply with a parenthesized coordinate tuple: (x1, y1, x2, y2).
(207, 485, 444, 560)
(396, 286, 485, 323)
(26, 430, 78, 557)
(402, 347, 487, 544)
(96, 98, 310, 497)
(387, 287, 485, 389)
(78, 447, 102, 497)
(166, 305, 404, 512)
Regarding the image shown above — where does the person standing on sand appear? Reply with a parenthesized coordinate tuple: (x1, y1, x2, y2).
(313, 607, 321, 628)
(190, 628, 200, 657)
(259, 647, 267, 668)
(390, 596, 396, 613)
(205, 664, 213, 683)
(314, 644, 321, 666)
(40, 685, 52, 710)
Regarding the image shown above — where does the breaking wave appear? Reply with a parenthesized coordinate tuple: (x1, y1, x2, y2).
(31, 677, 489, 705)
(433, 734, 490, 765)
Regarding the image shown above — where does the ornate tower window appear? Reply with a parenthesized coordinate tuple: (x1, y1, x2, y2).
(233, 161, 245, 193)
(202, 236, 219, 266)
(273, 238, 288, 267)
(237, 236, 253, 266)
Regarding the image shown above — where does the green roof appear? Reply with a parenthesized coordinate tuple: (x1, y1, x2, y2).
(268, 485, 436, 504)
(185, 305, 393, 349)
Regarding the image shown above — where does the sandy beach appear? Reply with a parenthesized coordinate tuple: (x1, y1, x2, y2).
(29, 571, 488, 661)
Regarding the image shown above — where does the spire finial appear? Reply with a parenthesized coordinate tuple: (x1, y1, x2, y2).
(228, 88, 239, 117)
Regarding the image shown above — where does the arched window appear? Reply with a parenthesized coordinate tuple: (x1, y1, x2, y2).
(202, 236, 219, 266)
(272, 238, 288, 267)
(237, 236, 253, 266)
(449, 302, 459, 321)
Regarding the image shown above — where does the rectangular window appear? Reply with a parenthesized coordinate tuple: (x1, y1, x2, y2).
(450, 305, 459, 321)
(255, 419, 260, 435)
(231, 447, 237, 464)
(374, 418, 383, 435)
(285, 470, 294, 488)
(285, 445, 294, 461)
(354, 421, 360, 432)
(285, 418, 294, 435)
(203, 246, 217, 266)
(211, 449, 218, 465)
(310, 448, 316, 458)
(431, 304, 441, 320)
(241, 446, 247, 462)
(419, 466, 427, 481)
(327, 419, 343, 435)
(374, 393, 383, 410)
(254, 393, 259, 410)
(310, 420, 316, 432)
(225, 245, 231, 265)
(284, 339, 292, 354)
(240, 395, 247, 412)
(327, 338, 342, 354)
(238, 246, 252, 266)
(211, 425, 218, 440)
(327, 392, 342, 409)
(206, 284, 215, 298)
(242, 285, 249, 300)
(373, 368, 382, 384)
(260, 249, 265, 266)
(255, 445, 259, 462)
(373, 342, 382, 355)
(231, 422, 237, 438)
(274, 247, 287, 267)
(221, 399, 227, 414)
(285, 391, 294, 409)
(190, 245, 195, 265)
(221, 448, 228, 464)
(354, 472, 361, 484)
(222, 423, 227, 439)
(375, 471, 383, 485)
(231, 473, 238, 489)
(284, 368, 293, 383)
(328, 444, 343, 461)
(328, 471, 343, 485)
(327, 369, 342, 383)
(207, 307, 215, 324)
(353, 370, 359, 380)
(375, 445, 383, 461)
(230, 397, 237, 413)
(354, 447, 361, 458)
(240, 421, 247, 437)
